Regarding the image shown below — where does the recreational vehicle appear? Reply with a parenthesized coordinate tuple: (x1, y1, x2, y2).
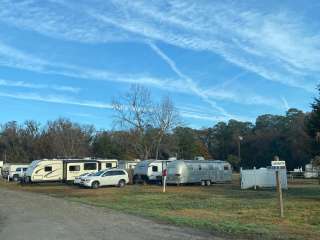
(2, 163, 30, 181)
(304, 163, 319, 178)
(166, 160, 232, 185)
(23, 158, 118, 183)
(133, 159, 172, 184)
(118, 160, 140, 170)
(0, 161, 3, 176)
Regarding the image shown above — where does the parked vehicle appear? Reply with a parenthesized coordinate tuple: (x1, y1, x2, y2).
(166, 160, 232, 185)
(0, 161, 3, 176)
(304, 163, 319, 178)
(22, 158, 118, 183)
(133, 160, 172, 184)
(74, 172, 95, 185)
(80, 169, 129, 189)
(2, 163, 30, 181)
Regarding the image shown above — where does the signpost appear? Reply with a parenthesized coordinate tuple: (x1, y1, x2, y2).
(162, 169, 167, 193)
(271, 157, 285, 218)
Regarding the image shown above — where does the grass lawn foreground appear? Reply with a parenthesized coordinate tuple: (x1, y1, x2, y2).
(1, 176, 319, 240)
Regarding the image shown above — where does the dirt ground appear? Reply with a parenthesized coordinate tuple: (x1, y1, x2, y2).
(0, 187, 228, 240)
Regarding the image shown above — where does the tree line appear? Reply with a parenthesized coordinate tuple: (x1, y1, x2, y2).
(1, 85, 319, 170)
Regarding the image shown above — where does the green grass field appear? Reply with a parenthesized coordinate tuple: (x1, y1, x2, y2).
(1, 176, 319, 240)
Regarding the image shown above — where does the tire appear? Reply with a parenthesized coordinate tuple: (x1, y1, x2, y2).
(13, 175, 19, 182)
(118, 179, 126, 188)
(133, 175, 138, 184)
(91, 181, 99, 189)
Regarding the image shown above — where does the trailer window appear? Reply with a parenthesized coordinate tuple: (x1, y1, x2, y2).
(152, 166, 158, 172)
(44, 166, 52, 172)
(224, 165, 229, 170)
(106, 163, 112, 168)
(84, 163, 97, 170)
(69, 165, 80, 172)
(16, 167, 21, 171)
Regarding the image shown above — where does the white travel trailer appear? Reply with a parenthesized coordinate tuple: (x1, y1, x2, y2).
(304, 163, 319, 178)
(118, 160, 140, 170)
(133, 159, 172, 184)
(2, 163, 30, 181)
(23, 158, 118, 183)
(0, 161, 3, 176)
(166, 160, 232, 185)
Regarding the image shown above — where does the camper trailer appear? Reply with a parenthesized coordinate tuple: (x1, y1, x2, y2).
(23, 158, 118, 183)
(2, 163, 30, 181)
(133, 159, 172, 184)
(166, 160, 232, 185)
(118, 160, 140, 170)
(304, 163, 319, 178)
(0, 161, 3, 176)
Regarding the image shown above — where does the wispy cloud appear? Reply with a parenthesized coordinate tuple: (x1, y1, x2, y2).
(0, 78, 80, 93)
(1, 0, 318, 91)
(0, 91, 112, 109)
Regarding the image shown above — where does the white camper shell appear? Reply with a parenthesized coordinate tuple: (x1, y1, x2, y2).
(166, 160, 232, 185)
(24, 158, 117, 183)
(133, 160, 171, 184)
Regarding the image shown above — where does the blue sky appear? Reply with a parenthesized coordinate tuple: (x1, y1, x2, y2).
(0, 0, 319, 129)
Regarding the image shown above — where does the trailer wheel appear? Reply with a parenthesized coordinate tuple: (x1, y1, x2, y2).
(13, 175, 19, 182)
(206, 180, 211, 186)
(201, 180, 206, 186)
(118, 179, 126, 188)
(91, 181, 99, 189)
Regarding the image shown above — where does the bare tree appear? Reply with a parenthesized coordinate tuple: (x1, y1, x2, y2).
(153, 96, 181, 159)
(112, 84, 181, 159)
(112, 85, 154, 159)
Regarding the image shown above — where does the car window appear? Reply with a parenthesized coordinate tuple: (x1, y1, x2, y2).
(113, 170, 125, 176)
(92, 170, 104, 176)
(16, 168, 21, 171)
(23, 168, 28, 171)
(102, 171, 113, 177)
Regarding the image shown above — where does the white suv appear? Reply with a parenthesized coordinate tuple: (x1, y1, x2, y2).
(81, 169, 129, 189)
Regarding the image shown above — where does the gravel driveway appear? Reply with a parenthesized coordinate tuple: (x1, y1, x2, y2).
(0, 188, 227, 240)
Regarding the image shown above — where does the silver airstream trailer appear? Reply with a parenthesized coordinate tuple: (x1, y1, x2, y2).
(166, 160, 232, 185)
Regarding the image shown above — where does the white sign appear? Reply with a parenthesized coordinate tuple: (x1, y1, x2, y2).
(271, 161, 286, 169)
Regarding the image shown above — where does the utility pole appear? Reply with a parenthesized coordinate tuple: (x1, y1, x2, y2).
(238, 136, 243, 166)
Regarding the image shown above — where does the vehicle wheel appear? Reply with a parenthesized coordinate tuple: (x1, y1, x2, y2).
(91, 181, 99, 189)
(118, 179, 126, 188)
(133, 175, 138, 184)
(13, 175, 19, 182)
(206, 180, 211, 186)
(201, 180, 206, 186)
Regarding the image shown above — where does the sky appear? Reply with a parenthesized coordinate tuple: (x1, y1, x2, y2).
(0, 0, 319, 129)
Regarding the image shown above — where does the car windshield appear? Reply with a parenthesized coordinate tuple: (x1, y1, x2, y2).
(92, 171, 104, 176)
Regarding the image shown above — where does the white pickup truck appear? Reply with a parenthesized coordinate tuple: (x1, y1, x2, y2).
(2, 164, 29, 181)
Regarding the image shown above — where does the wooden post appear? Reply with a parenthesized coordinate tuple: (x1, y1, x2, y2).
(276, 170, 284, 218)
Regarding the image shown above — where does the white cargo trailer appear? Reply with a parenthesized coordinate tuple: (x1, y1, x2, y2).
(166, 160, 232, 185)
